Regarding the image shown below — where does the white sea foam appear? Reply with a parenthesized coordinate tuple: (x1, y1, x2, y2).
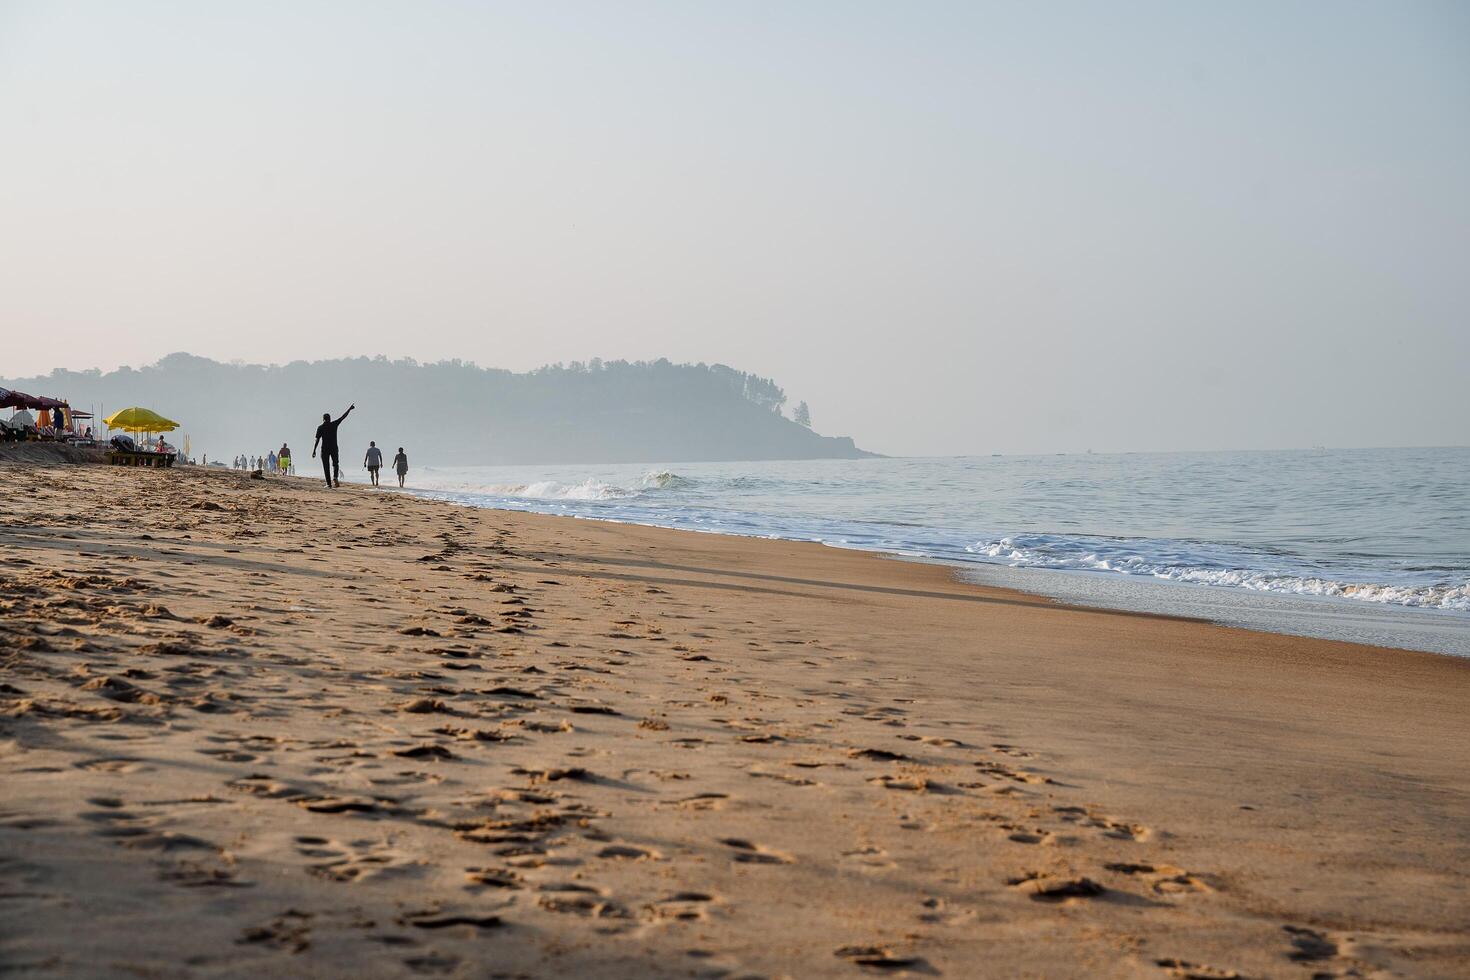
(484, 479, 636, 501)
(445, 470, 693, 501)
(966, 535, 1470, 611)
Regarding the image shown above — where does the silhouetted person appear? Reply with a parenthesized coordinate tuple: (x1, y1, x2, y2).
(312, 404, 354, 487)
(393, 447, 408, 487)
(364, 440, 383, 486)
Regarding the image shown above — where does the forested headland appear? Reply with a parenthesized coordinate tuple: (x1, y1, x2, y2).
(4, 354, 873, 464)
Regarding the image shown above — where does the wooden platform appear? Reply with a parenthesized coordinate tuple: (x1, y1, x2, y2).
(107, 450, 176, 468)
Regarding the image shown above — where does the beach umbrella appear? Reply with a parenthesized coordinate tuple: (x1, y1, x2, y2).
(104, 407, 181, 432)
(1, 389, 42, 410)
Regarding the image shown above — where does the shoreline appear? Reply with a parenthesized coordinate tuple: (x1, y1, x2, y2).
(3, 462, 1468, 977)
(386, 476, 1470, 659)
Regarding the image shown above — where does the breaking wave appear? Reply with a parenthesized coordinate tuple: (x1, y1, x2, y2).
(487, 479, 635, 501)
(639, 470, 695, 489)
(461, 470, 693, 502)
(966, 534, 1470, 611)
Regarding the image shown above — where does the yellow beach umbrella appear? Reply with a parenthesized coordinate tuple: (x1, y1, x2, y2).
(104, 407, 180, 433)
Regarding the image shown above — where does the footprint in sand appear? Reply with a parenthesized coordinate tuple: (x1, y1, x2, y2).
(198, 747, 265, 763)
(296, 794, 394, 815)
(401, 953, 460, 976)
(1154, 959, 1242, 979)
(1283, 925, 1339, 963)
(1000, 823, 1058, 846)
(645, 891, 716, 922)
(80, 804, 156, 840)
(225, 774, 314, 800)
(974, 760, 1053, 785)
(510, 765, 591, 784)
(122, 829, 219, 853)
(392, 744, 457, 761)
(73, 757, 149, 773)
(369, 770, 445, 787)
(867, 774, 955, 794)
(658, 792, 729, 811)
(899, 735, 967, 748)
(520, 719, 575, 734)
(1105, 862, 1213, 894)
(239, 910, 313, 953)
(399, 909, 503, 931)
(840, 844, 897, 872)
(833, 945, 930, 971)
(158, 858, 252, 888)
(1007, 871, 1105, 903)
(597, 843, 662, 861)
(1053, 805, 1153, 842)
(748, 768, 817, 787)
(719, 838, 794, 865)
(989, 743, 1036, 758)
(918, 896, 977, 925)
(295, 835, 414, 882)
(536, 882, 630, 919)
(463, 866, 525, 890)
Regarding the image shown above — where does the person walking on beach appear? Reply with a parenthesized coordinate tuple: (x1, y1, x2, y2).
(392, 447, 408, 487)
(364, 441, 384, 487)
(279, 443, 292, 474)
(312, 404, 354, 488)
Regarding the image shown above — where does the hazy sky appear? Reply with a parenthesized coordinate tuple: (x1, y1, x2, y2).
(2, 1, 1466, 456)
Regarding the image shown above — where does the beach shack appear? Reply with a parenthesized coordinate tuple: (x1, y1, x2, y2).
(1, 389, 73, 441)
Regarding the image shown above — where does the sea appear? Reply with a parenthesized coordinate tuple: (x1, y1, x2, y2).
(365, 448, 1470, 658)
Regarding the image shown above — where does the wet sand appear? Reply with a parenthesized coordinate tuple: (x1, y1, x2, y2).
(2, 462, 1468, 978)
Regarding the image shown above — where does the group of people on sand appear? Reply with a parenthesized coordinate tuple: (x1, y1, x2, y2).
(312, 405, 408, 489)
(234, 447, 293, 474)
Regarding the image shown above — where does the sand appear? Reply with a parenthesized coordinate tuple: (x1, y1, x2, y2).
(2, 461, 1467, 979)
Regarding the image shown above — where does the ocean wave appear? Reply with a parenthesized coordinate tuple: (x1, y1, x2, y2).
(966, 535, 1470, 611)
(456, 471, 695, 501)
(639, 470, 695, 490)
(487, 479, 637, 501)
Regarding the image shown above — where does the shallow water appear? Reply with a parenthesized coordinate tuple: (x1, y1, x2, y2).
(371, 448, 1470, 656)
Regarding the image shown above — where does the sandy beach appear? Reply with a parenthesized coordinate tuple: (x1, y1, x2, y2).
(2, 460, 1467, 979)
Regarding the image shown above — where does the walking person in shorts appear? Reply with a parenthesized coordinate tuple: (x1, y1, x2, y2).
(311, 404, 354, 488)
(364, 441, 384, 487)
(392, 447, 409, 488)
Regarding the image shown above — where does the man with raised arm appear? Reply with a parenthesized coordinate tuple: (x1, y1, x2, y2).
(311, 404, 354, 488)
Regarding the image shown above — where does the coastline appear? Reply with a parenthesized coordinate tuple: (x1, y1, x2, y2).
(391, 485, 1470, 660)
(380, 451, 1470, 660)
(3, 463, 1468, 977)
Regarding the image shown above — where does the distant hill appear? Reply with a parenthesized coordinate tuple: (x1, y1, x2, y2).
(3, 354, 874, 464)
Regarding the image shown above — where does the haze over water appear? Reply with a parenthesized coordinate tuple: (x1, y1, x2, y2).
(362, 447, 1470, 657)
